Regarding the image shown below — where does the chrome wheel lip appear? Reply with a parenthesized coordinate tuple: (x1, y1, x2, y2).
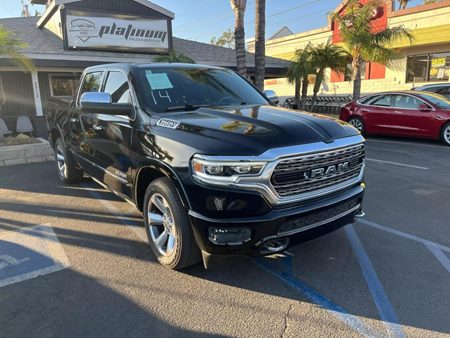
(349, 118, 363, 132)
(147, 193, 177, 257)
(56, 145, 66, 178)
(444, 125, 450, 144)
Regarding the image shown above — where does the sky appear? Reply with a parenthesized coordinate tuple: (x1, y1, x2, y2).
(0, 0, 424, 43)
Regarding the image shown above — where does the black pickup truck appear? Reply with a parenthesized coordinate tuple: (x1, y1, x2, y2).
(48, 63, 366, 269)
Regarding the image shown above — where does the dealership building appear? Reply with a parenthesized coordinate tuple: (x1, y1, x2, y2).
(0, 0, 288, 138)
(253, 0, 450, 98)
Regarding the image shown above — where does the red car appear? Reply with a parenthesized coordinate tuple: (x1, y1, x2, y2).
(340, 91, 450, 146)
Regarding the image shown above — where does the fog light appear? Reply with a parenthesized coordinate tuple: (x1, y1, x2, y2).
(209, 227, 251, 245)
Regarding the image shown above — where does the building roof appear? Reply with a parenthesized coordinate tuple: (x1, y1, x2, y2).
(0, 17, 289, 72)
(269, 26, 294, 40)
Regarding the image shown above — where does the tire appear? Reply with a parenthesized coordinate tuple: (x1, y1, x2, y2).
(348, 117, 365, 136)
(55, 138, 83, 184)
(441, 122, 450, 146)
(144, 177, 201, 270)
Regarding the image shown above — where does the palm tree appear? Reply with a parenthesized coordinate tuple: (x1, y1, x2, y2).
(310, 41, 348, 110)
(0, 25, 33, 71)
(399, 0, 409, 10)
(254, 0, 266, 91)
(332, 0, 412, 99)
(230, 0, 247, 78)
(154, 51, 196, 63)
(286, 45, 314, 110)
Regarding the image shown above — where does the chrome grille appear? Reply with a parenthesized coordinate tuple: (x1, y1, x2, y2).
(271, 144, 365, 197)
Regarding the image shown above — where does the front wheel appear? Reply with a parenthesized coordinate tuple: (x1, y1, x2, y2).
(441, 122, 450, 146)
(144, 178, 201, 270)
(348, 117, 365, 136)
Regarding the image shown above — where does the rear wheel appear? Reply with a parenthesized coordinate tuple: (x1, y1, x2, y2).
(55, 138, 83, 184)
(348, 117, 365, 136)
(441, 122, 450, 146)
(144, 177, 201, 270)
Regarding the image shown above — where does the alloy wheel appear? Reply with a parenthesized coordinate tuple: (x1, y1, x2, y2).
(444, 125, 450, 145)
(56, 145, 66, 178)
(147, 193, 177, 256)
(349, 118, 363, 132)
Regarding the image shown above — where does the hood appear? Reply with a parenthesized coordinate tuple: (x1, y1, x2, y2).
(151, 105, 360, 156)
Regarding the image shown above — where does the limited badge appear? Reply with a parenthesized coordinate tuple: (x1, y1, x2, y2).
(156, 119, 180, 129)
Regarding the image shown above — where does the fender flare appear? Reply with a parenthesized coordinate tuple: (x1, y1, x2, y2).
(134, 159, 192, 211)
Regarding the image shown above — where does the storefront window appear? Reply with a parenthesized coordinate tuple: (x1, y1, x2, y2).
(344, 62, 366, 81)
(50, 74, 80, 97)
(406, 52, 450, 83)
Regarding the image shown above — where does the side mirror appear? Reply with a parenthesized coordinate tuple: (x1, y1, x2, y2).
(264, 90, 279, 105)
(80, 92, 133, 115)
(418, 103, 432, 112)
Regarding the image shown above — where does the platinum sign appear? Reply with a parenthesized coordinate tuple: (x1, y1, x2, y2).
(66, 14, 169, 52)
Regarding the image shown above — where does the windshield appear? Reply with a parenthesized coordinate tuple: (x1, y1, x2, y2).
(416, 92, 450, 109)
(133, 66, 268, 113)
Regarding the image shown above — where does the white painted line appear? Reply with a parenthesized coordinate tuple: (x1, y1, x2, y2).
(425, 243, 450, 274)
(83, 184, 146, 242)
(366, 158, 429, 170)
(345, 225, 405, 338)
(366, 139, 447, 149)
(358, 219, 450, 254)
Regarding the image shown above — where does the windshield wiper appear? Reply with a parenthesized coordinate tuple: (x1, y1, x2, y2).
(165, 104, 211, 112)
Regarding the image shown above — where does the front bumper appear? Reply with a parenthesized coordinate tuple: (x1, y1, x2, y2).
(188, 183, 365, 256)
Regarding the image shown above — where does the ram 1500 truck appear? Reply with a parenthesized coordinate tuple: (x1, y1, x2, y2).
(48, 63, 366, 269)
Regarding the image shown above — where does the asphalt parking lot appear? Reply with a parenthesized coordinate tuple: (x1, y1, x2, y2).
(0, 137, 449, 337)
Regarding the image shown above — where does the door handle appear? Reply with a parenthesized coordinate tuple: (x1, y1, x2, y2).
(92, 124, 104, 131)
(70, 117, 78, 123)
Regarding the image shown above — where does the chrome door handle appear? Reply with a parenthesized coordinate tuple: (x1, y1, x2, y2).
(92, 124, 104, 131)
(70, 117, 77, 123)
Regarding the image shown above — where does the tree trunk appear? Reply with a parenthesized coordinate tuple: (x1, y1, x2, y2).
(294, 78, 300, 109)
(352, 57, 362, 100)
(311, 68, 324, 112)
(254, 0, 266, 91)
(230, 0, 247, 78)
(301, 77, 308, 111)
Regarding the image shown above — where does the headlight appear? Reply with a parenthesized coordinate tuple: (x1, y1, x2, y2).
(191, 156, 266, 184)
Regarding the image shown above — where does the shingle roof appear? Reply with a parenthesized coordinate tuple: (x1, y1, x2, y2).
(0, 16, 289, 70)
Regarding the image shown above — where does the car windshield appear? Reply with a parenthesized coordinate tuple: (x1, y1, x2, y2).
(416, 92, 450, 109)
(133, 66, 268, 113)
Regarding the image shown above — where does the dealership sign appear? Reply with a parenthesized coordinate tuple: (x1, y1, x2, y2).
(66, 14, 169, 52)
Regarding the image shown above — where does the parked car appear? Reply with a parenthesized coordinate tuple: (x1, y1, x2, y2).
(412, 83, 450, 99)
(48, 63, 366, 270)
(340, 91, 450, 146)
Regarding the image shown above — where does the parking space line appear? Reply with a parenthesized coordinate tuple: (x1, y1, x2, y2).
(366, 158, 429, 170)
(366, 139, 447, 149)
(345, 225, 405, 338)
(254, 256, 385, 338)
(358, 219, 450, 254)
(424, 243, 450, 274)
(83, 184, 147, 241)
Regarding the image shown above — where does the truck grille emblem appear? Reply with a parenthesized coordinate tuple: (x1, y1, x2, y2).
(305, 162, 350, 180)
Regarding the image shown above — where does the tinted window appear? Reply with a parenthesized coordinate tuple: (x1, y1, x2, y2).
(371, 95, 392, 107)
(104, 72, 130, 104)
(437, 87, 450, 98)
(417, 93, 450, 109)
(134, 67, 268, 113)
(79, 71, 103, 102)
(394, 95, 422, 109)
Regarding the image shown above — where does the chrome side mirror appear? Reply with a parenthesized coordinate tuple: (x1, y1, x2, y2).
(80, 92, 133, 115)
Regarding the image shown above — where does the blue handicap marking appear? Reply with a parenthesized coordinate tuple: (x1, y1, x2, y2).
(0, 225, 69, 288)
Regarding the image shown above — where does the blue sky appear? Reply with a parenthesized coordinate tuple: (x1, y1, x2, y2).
(0, 0, 423, 42)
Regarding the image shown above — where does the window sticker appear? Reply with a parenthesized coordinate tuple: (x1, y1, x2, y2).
(145, 71, 173, 90)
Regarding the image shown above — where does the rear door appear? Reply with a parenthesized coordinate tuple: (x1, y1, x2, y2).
(362, 94, 396, 135)
(69, 70, 105, 179)
(87, 70, 135, 199)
